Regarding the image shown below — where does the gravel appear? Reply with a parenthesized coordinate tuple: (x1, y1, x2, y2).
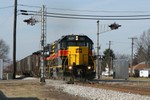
(46, 79, 150, 100)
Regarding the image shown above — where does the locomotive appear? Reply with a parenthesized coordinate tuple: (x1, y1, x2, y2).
(16, 34, 96, 81)
(45, 34, 96, 81)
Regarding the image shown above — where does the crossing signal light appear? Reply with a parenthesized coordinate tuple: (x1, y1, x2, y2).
(23, 17, 37, 26)
(24, 19, 31, 25)
(32, 51, 41, 55)
(109, 22, 121, 30)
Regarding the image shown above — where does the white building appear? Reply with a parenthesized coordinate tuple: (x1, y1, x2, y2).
(139, 69, 150, 78)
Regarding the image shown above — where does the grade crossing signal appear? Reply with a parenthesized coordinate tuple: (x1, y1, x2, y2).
(23, 17, 38, 26)
(109, 22, 121, 30)
(24, 18, 31, 25)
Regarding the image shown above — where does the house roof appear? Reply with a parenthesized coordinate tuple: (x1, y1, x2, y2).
(132, 62, 148, 70)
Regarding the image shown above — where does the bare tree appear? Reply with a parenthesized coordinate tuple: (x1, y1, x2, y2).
(0, 39, 9, 61)
(135, 29, 150, 65)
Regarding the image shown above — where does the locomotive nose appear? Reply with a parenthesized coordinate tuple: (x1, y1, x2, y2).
(68, 46, 88, 66)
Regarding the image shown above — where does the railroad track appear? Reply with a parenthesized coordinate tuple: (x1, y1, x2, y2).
(74, 79, 150, 96)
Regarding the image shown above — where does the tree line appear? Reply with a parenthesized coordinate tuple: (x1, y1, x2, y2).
(134, 29, 150, 66)
(101, 29, 150, 71)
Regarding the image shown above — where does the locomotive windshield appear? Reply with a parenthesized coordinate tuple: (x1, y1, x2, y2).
(77, 42, 86, 46)
(68, 42, 76, 46)
(59, 35, 93, 50)
(68, 41, 86, 46)
(67, 41, 92, 49)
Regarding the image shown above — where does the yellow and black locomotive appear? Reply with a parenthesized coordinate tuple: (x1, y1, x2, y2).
(46, 34, 96, 81)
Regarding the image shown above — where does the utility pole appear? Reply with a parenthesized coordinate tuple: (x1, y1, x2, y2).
(129, 37, 137, 76)
(13, 0, 17, 79)
(40, 5, 47, 83)
(21, 5, 47, 83)
(96, 20, 101, 79)
(108, 41, 112, 75)
(95, 22, 121, 79)
(148, 45, 150, 67)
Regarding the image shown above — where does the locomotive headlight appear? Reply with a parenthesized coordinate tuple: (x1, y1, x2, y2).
(69, 66, 72, 70)
(88, 66, 91, 70)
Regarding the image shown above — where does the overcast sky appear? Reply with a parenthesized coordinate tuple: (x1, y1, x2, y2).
(0, 0, 150, 60)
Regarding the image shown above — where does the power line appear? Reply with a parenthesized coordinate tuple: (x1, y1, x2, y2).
(0, 4, 40, 10)
(0, 5, 14, 9)
(20, 10, 150, 21)
(46, 7, 150, 13)
(42, 14, 150, 20)
(23, 14, 150, 20)
(17, 4, 150, 14)
(18, 4, 41, 8)
(2, 4, 150, 15)
(46, 12, 150, 18)
(20, 10, 150, 18)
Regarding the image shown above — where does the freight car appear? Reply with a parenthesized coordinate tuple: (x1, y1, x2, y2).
(46, 34, 96, 81)
(16, 53, 40, 77)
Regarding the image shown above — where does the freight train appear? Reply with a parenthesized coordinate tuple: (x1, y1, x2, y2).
(16, 53, 40, 77)
(16, 34, 96, 81)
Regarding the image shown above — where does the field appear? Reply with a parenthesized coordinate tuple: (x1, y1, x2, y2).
(0, 79, 85, 100)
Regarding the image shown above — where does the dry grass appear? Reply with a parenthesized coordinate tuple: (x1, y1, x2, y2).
(0, 79, 86, 100)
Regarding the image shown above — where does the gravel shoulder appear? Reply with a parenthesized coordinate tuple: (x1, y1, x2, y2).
(0, 78, 150, 100)
(46, 79, 150, 100)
